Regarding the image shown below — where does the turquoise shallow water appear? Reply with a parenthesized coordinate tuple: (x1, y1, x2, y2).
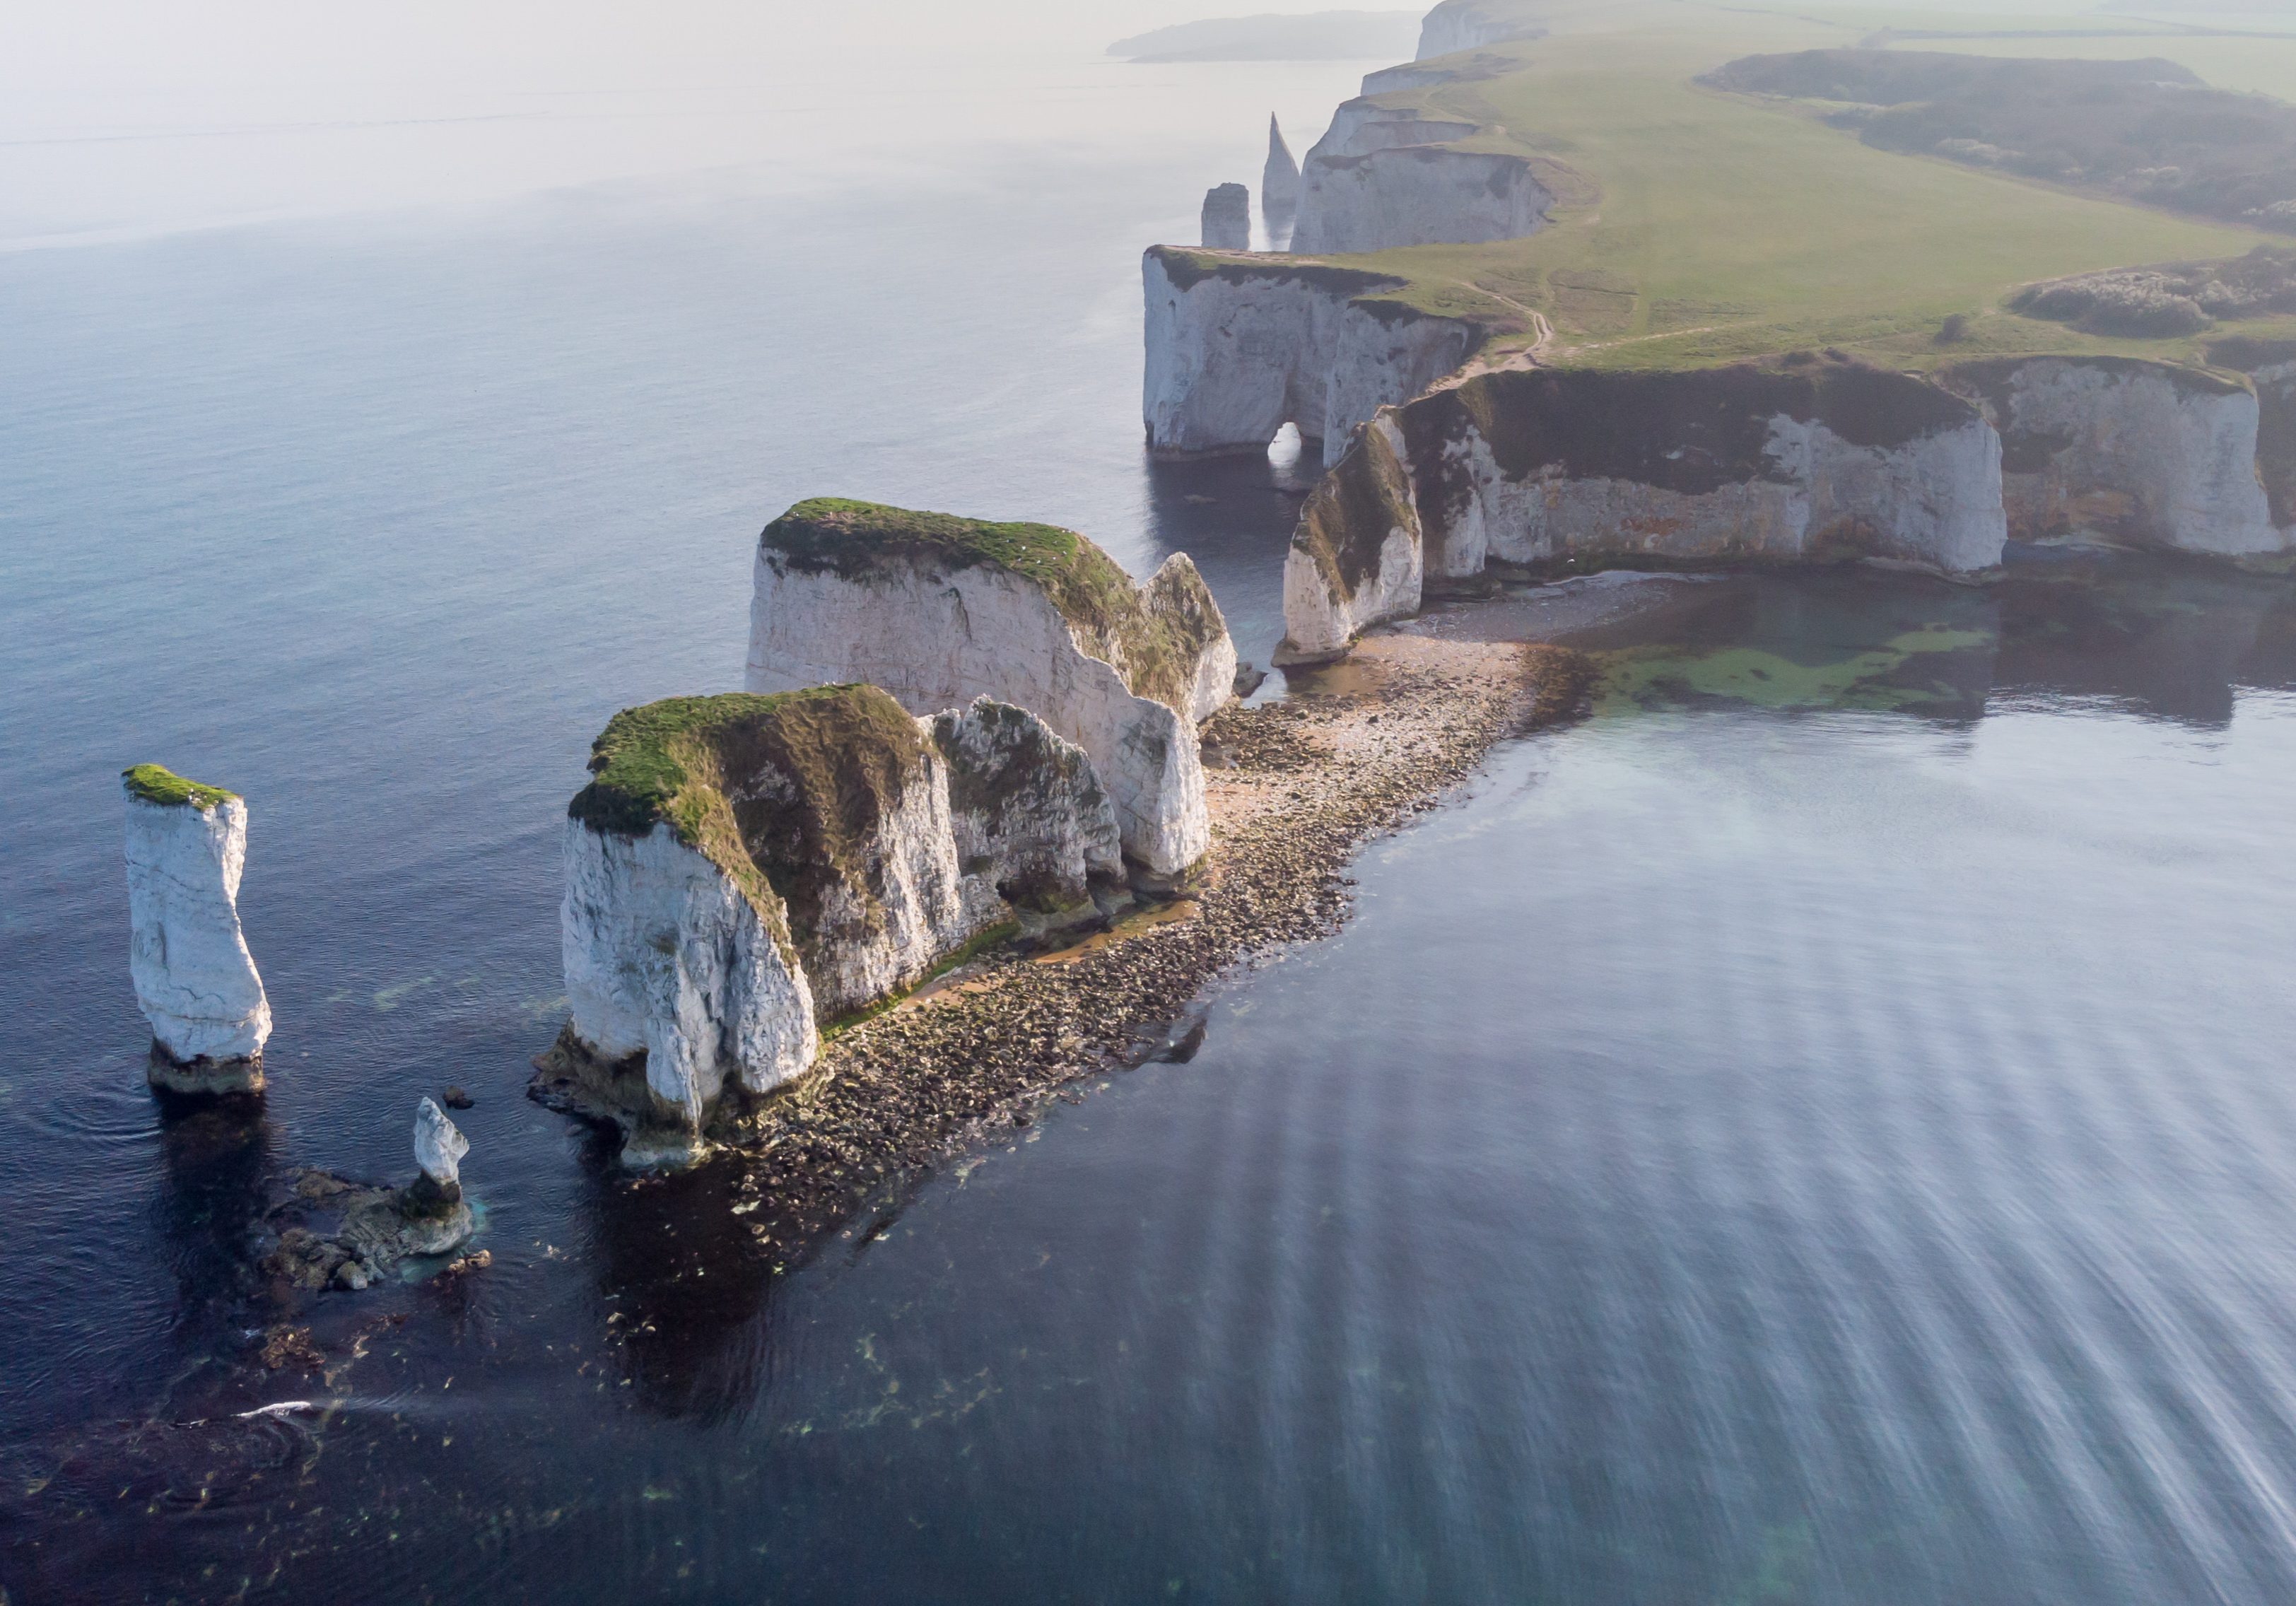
(10, 64, 2296, 1606)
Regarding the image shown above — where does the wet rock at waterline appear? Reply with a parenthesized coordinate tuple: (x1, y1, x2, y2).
(541, 684, 1125, 1166)
(122, 764, 272, 1094)
(746, 498, 1234, 876)
(1201, 182, 1251, 251)
(264, 1110, 477, 1292)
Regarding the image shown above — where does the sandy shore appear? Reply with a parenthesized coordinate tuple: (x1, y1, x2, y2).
(705, 634, 1598, 1255)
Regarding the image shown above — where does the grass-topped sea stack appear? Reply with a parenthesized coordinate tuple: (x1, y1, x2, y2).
(545, 684, 1122, 1166)
(122, 763, 272, 1094)
(746, 499, 1236, 881)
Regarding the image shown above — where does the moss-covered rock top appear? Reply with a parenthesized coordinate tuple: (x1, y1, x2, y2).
(569, 684, 937, 966)
(122, 763, 238, 810)
(761, 498, 1226, 715)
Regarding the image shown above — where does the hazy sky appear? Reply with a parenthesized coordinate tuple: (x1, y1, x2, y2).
(2, 1, 1389, 96)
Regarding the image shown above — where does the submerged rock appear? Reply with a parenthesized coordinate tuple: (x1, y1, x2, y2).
(122, 765, 272, 1094)
(1202, 182, 1251, 251)
(548, 685, 1123, 1164)
(745, 499, 1235, 877)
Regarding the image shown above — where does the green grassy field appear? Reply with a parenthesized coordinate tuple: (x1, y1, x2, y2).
(1334, 1, 2296, 370)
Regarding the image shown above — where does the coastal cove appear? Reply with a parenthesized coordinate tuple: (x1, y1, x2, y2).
(13, 17, 2296, 1606)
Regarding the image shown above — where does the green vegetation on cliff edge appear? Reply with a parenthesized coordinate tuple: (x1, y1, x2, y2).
(122, 764, 238, 810)
(762, 498, 1223, 715)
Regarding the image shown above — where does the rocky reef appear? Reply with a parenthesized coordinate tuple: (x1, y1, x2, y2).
(1279, 356, 2008, 657)
(1201, 182, 1251, 251)
(1290, 98, 1554, 255)
(545, 684, 1123, 1165)
(1142, 247, 1481, 464)
(745, 499, 1233, 878)
(265, 1101, 476, 1291)
(1942, 357, 2288, 558)
(122, 765, 273, 1094)
(1416, 0, 1550, 60)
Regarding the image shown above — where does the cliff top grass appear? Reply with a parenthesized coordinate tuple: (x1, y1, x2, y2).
(122, 763, 237, 810)
(763, 498, 1224, 714)
(570, 685, 934, 954)
(1282, 1, 2296, 375)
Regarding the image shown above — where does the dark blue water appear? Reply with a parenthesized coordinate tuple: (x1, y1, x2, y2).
(10, 56, 2296, 1606)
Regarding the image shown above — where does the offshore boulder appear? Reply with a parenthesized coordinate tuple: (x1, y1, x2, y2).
(746, 499, 1235, 879)
(1202, 182, 1252, 251)
(122, 765, 272, 1094)
(544, 685, 1121, 1166)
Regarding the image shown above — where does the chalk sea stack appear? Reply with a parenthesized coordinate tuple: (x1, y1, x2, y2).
(544, 684, 1123, 1166)
(122, 764, 272, 1095)
(1202, 182, 1251, 250)
(1263, 115, 1301, 235)
(746, 499, 1235, 879)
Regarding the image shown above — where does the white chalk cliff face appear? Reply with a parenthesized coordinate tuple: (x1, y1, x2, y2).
(1289, 99, 1551, 257)
(1282, 414, 1426, 659)
(1142, 247, 1479, 466)
(1280, 361, 2010, 657)
(557, 684, 1125, 1161)
(1945, 357, 2288, 556)
(1416, 0, 1550, 59)
(932, 697, 1124, 936)
(745, 503, 1234, 877)
(414, 1098, 469, 1190)
(562, 816, 819, 1135)
(122, 770, 271, 1086)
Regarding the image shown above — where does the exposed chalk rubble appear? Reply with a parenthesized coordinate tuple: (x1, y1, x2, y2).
(1279, 356, 2009, 658)
(1202, 182, 1251, 251)
(746, 499, 1234, 878)
(122, 764, 272, 1095)
(1143, 246, 1480, 464)
(1943, 356, 2289, 557)
(541, 684, 1123, 1165)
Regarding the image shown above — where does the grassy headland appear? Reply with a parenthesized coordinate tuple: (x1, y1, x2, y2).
(1284, 1, 2296, 373)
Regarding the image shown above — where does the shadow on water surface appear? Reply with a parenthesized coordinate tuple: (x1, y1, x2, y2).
(1478, 546, 2296, 731)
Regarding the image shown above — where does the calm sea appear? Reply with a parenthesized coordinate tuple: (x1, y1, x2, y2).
(7, 46, 2296, 1606)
